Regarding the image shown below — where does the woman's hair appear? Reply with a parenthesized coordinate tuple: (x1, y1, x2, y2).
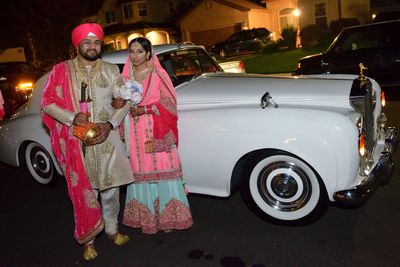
(128, 37, 152, 60)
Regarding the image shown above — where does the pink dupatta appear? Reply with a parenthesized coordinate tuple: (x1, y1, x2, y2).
(122, 51, 179, 151)
(41, 61, 104, 244)
(0, 90, 4, 119)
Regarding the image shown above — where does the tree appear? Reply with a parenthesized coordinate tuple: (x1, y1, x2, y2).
(0, 0, 102, 70)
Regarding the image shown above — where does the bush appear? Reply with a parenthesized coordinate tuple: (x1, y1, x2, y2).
(329, 18, 360, 35)
(279, 25, 297, 50)
(260, 41, 280, 53)
(300, 24, 334, 48)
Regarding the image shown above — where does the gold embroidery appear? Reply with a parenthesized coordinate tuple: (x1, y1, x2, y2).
(98, 107, 110, 122)
(84, 189, 98, 209)
(99, 73, 109, 88)
(101, 141, 114, 154)
(60, 138, 66, 157)
(70, 170, 78, 186)
(104, 174, 113, 187)
(55, 85, 63, 99)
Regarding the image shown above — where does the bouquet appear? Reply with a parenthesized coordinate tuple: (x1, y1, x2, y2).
(114, 77, 143, 106)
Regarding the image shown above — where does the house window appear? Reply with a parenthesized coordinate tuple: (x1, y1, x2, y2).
(138, 2, 148, 17)
(123, 3, 133, 19)
(168, 1, 175, 14)
(105, 10, 116, 24)
(279, 8, 297, 30)
(314, 2, 327, 28)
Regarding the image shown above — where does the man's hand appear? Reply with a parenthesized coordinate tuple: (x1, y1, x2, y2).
(91, 122, 112, 145)
(111, 97, 127, 109)
(73, 112, 90, 127)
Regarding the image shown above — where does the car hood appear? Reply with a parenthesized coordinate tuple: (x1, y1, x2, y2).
(177, 73, 358, 112)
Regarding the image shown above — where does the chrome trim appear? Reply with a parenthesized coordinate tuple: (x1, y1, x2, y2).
(333, 127, 397, 205)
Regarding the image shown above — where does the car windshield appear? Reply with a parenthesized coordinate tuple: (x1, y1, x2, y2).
(117, 48, 222, 87)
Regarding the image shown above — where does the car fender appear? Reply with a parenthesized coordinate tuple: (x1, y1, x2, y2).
(179, 106, 359, 201)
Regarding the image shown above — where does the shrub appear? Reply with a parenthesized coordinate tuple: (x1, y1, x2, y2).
(329, 18, 360, 35)
(279, 25, 297, 50)
(261, 41, 280, 53)
(300, 24, 334, 48)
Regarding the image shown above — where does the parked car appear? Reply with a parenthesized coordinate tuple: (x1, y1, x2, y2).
(294, 20, 400, 93)
(0, 61, 41, 117)
(210, 28, 270, 57)
(0, 44, 396, 224)
(209, 51, 246, 73)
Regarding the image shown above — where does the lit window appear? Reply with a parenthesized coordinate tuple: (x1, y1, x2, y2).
(314, 2, 327, 28)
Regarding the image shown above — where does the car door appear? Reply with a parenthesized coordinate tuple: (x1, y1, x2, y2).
(323, 27, 382, 78)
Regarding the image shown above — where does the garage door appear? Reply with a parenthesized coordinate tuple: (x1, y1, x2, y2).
(190, 26, 236, 49)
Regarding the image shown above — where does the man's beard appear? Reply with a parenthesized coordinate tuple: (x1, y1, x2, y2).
(78, 48, 101, 61)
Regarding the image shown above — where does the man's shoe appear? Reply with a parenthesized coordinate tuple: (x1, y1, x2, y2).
(108, 233, 129, 246)
(83, 244, 97, 261)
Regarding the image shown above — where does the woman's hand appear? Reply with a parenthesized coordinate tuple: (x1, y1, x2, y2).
(112, 97, 127, 109)
(129, 106, 145, 117)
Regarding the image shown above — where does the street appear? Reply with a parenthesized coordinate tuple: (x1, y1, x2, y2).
(1, 99, 399, 267)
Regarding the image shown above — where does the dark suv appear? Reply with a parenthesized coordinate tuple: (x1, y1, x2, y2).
(210, 28, 270, 57)
(294, 20, 400, 92)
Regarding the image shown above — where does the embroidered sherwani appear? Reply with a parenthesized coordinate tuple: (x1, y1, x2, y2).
(42, 58, 134, 241)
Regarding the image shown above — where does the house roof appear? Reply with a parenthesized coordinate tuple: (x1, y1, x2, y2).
(178, 0, 265, 21)
(103, 21, 176, 36)
(215, 0, 265, 11)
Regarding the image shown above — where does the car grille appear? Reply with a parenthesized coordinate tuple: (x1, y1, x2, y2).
(350, 78, 376, 155)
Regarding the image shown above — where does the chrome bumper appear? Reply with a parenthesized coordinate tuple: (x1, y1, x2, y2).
(333, 127, 397, 205)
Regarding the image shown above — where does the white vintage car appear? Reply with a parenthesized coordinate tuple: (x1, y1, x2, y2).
(0, 44, 396, 223)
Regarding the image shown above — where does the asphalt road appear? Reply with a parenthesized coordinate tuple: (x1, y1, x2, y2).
(1, 100, 400, 267)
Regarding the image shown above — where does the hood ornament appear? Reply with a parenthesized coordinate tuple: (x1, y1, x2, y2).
(260, 91, 278, 109)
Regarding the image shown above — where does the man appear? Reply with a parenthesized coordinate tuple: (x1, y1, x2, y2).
(41, 23, 134, 260)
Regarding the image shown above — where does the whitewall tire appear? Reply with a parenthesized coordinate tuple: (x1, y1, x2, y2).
(241, 151, 327, 224)
(25, 142, 57, 186)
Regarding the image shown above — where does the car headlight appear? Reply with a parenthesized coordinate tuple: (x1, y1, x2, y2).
(15, 82, 34, 92)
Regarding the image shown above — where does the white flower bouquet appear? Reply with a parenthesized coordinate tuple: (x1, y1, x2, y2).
(114, 77, 143, 106)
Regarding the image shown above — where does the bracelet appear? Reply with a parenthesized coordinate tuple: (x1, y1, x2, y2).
(143, 106, 147, 114)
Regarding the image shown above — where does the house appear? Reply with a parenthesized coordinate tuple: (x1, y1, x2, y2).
(94, 0, 198, 51)
(178, 0, 271, 48)
(297, 0, 371, 29)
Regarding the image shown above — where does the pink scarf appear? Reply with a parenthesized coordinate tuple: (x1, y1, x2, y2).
(41, 61, 104, 244)
(122, 52, 179, 151)
(0, 90, 4, 119)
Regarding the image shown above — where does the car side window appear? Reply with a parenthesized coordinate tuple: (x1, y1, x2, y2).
(383, 26, 400, 48)
(337, 29, 379, 52)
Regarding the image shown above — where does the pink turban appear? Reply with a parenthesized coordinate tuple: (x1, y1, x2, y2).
(71, 23, 104, 48)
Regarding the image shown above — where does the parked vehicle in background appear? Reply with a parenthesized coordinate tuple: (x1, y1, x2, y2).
(0, 44, 396, 224)
(0, 62, 41, 117)
(294, 20, 400, 93)
(210, 28, 270, 57)
(209, 52, 246, 73)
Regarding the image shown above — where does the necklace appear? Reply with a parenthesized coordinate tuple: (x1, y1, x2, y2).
(133, 66, 152, 81)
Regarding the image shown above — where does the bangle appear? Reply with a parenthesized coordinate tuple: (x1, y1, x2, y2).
(143, 106, 147, 114)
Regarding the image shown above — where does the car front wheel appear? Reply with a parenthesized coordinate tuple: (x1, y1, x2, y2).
(25, 142, 58, 186)
(241, 151, 328, 224)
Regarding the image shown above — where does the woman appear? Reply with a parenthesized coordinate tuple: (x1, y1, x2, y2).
(115, 37, 193, 234)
